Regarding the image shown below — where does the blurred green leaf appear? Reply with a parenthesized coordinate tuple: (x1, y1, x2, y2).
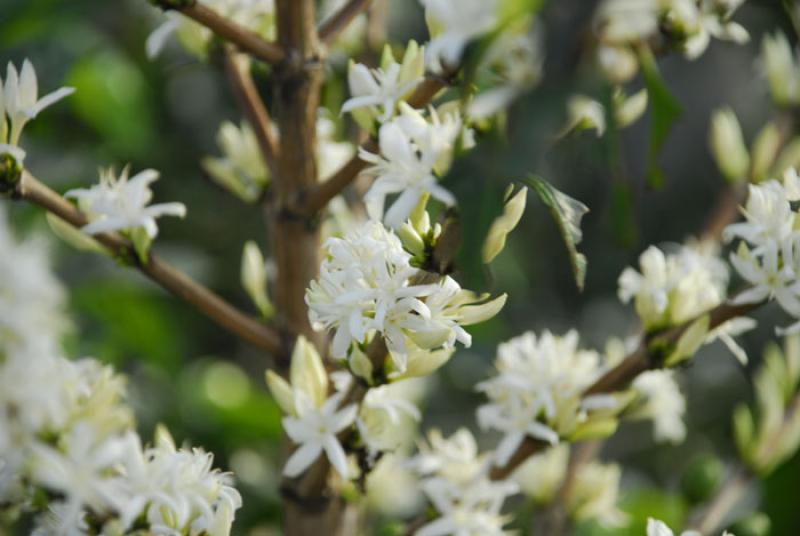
(639, 46, 682, 190)
(67, 49, 155, 159)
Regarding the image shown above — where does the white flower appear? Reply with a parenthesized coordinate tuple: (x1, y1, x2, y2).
(358, 382, 422, 455)
(477, 330, 607, 466)
(342, 42, 424, 124)
(66, 167, 186, 239)
(282, 390, 357, 479)
(723, 181, 796, 248)
(705, 317, 757, 365)
(0, 207, 67, 356)
(630, 370, 687, 444)
(595, 0, 660, 44)
(360, 105, 462, 228)
(646, 517, 736, 536)
(420, 0, 499, 73)
(618, 242, 728, 330)
(729, 241, 800, 312)
(569, 462, 626, 527)
(416, 476, 517, 536)
(306, 220, 500, 373)
(0, 59, 74, 160)
(202, 121, 269, 203)
(406, 428, 486, 485)
(562, 95, 606, 137)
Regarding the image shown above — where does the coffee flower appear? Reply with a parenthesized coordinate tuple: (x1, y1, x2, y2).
(647, 517, 735, 536)
(202, 121, 269, 203)
(477, 330, 615, 466)
(724, 175, 800, 334)
(66, 167, 186, 239)
(342, 42, 424, 125)
(305, 220, 504, 374)
(0, 59, 74, 161)
(408, 428, 518, 536)
(419, 0, 499, 73)
(618, 241, 729, 331)
(360, 105, 464, 228)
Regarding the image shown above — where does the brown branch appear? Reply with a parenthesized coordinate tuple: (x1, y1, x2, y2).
(155, 1, 285, 65)
(222, 46, 280, 178)
(295, 75, 450, 217)
(318, 0, 372, 46)
(490, 298, 764, 481)
(11, 171, 284, 356)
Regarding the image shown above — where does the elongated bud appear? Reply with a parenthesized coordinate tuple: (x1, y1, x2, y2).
(241, 241, 274, 318)
(265, 370, 296, 415)
(289, 336, 329, 407)
(750, 122, 781, 182)
(614, 89, 648, 128)
(483, 186, 527, 263)
(709, 108, 750, 183)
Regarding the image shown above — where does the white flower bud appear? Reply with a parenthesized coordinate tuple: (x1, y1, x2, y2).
(709, 108, 750, 183)
(483, 186, 527, 263)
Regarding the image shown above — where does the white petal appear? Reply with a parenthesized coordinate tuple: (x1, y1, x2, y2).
(283, 442, 323, 477)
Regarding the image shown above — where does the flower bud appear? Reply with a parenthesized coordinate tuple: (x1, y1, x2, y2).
(265, 370, 295, 415)
(289, 336, 329, 407)
(241, 241, 274, 319)
(710, 108, 750, 183)
(483, 186, 527, 263)
(750, 122, 782, 182)
(762, 31, 800, 106)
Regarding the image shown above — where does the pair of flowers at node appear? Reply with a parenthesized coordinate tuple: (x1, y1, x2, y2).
(0, 59, 74, 164)
(203, 112, 354, 204)
(305, 218, 506, 377)
(405, 428, 519, 536)
(514, 445, 627, 528)
(265, 336, 424, 480)
(648, 518, 735, 536)
(724, 169, 800, 335)
(594, 0, 748, 84)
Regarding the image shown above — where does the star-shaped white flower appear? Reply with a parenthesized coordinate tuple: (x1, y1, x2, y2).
(66, 167, 186, 239)
(282, 391, 357, 479)
(0, 59, 74, 160)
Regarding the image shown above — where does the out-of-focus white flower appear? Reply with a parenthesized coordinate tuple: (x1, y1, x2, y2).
(705, 316, 756, 365)
(595, 0, 660, 44)
(147, 0, 276, 59)
(646, 517, 734, 536)
(629, 370, 687, 444)
(618, 241, 728, 330)
(342, 42, 424, 124)
(118, 427, 242, 536)
(569, 462, 627, 527)
(282, 390, 357, 479)
(366, 454, 425, 517)
(761, 31, 800, 106)
(317, 113, 355, 181)
(66, 167, 186, 239)
(202, 121, 269, 203)
(358, 381, 422, 456)
(407, 428, 519, 536)
(0, 208, 67, 356)
(513, 444, 569, 503)
(477, 330, 609, 466)
(0, 59, 74, 162)
(420, 0, 499, 73)
(597, 44, 640, 84)
(417, 476, 517, 536)
(468, 19, 543, 119)
(360, 104, 463, 228)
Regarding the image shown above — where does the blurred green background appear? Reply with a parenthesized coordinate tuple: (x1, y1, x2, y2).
(1, 0, 799, 534)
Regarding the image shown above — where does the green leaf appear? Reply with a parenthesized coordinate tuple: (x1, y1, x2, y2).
(639, 46, 682, 189)
(527, 175, 589, 291)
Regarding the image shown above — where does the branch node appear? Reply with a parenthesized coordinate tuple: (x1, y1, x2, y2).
(0, 154, 23, 198)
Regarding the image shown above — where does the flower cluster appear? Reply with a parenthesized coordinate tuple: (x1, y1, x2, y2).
(0, 59, 74, 163)
(595, 0, 749, 83)
(647, 517, 735, 536)
(476, 330, 617, 467)
(0, 214, 240, 536)
(305, 220, 505, 375)
(724, 171, 800, 334)
(407, 428, 519, 536)
(618, 240, 729, 331)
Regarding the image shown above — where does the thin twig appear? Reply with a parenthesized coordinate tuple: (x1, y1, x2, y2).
(154, 1, 285, 65)
(318, 0, 372, 45)
(222, 46, 280, 177)
(11, 171, 284, 357)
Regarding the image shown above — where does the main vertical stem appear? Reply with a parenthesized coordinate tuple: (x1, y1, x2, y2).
(272, 2, 352, 534)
